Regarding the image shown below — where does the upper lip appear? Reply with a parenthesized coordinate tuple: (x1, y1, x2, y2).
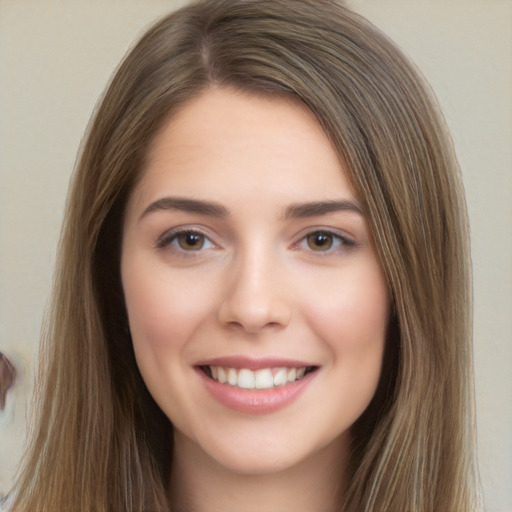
(195, 355, 316, 370)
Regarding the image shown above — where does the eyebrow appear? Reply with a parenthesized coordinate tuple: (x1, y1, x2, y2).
(284, 200, 364, 219)
(140, 197, 229, 220)
(139, 196, 363, 221)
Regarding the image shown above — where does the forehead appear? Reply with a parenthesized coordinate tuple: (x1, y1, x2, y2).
(128, 86, 356, 214)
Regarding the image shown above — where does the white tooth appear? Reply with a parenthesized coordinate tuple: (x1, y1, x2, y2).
(273, 368, 287, 387)
(286, 368, 297, 383)
(255, 369, 274, 389)
(217, 367, 227, 384)
(211, 366, 218, 380)
(296, 367, 306, 379)
(238, 369, 256, 389)
(228, 368, 238, 386)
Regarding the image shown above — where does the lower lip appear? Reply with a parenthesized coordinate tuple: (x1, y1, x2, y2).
(197, 368, 316, 414)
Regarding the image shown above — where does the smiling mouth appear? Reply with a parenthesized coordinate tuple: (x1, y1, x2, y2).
(199, 365, 317, 390)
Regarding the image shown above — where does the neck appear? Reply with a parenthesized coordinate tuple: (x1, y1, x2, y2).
(169, 431, 349, 512)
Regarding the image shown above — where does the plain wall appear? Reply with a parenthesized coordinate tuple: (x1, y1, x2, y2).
(1, 1, 511, 510)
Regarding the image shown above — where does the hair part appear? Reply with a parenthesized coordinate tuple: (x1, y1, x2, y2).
(13, 1, 479, 511)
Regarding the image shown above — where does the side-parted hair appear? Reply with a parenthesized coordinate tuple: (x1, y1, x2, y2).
(12, 1, 479, 510)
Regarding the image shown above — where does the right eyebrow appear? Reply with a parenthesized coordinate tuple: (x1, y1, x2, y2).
(139, 197, 229, 221)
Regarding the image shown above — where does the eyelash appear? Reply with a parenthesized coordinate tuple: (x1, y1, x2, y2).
(156, 228, 354, 256)
(156, 228, 215, 253)
(295, 230, 354, 254)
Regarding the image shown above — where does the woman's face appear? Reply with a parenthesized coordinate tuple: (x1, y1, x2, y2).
(121, 87, 389, 475)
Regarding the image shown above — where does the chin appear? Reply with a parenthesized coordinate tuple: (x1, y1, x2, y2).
(182, 424, 349, 478)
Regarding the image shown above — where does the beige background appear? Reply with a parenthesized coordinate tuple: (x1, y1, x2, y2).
(1, 1, 511, 510)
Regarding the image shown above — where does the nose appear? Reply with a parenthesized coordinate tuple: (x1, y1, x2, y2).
(217, 249, 292, 334)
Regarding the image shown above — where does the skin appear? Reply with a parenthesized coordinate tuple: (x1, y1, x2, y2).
(121, 87, 390, 512)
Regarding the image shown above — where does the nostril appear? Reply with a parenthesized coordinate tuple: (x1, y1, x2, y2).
(0, 352, 16, 411)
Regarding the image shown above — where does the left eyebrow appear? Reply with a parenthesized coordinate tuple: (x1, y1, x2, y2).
(284, 200, 364, 219)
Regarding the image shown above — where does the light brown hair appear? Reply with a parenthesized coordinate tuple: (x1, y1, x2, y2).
(12, 1, 479, 510)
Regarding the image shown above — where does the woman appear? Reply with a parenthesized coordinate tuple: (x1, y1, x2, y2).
(9, 0, 479, 510)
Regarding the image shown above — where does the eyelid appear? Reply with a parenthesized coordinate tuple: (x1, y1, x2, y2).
(155, 225, 355, 256)
(156, 225, 218, 251)
(293, 227, 355, 253)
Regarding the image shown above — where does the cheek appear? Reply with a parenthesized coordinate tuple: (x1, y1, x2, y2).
(121, 257, 225, 372)
(122, 259, 202, 357)
(121, 259, 220, 419)
(301, 261, 389, 373)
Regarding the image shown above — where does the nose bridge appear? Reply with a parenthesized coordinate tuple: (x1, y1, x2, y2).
(217, 238, 291, 332)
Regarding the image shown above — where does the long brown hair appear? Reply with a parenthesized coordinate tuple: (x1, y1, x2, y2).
(12, 1, 478, 510)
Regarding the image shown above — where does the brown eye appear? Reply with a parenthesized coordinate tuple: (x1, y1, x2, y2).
(306, 232, 334, 251)
(157, 229, 215, 252)
(177, 232, 206, 250)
